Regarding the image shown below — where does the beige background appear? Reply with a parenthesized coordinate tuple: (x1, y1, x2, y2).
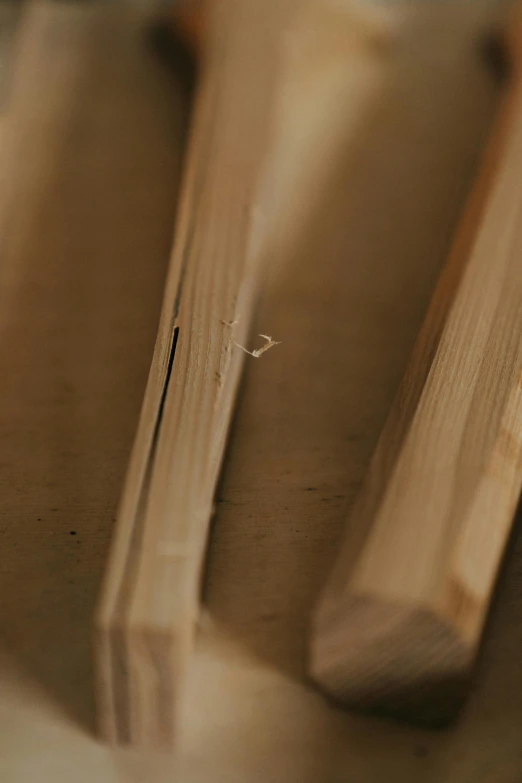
(0, 2, 518, 781)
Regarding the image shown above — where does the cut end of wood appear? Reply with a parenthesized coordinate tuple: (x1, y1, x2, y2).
(95, 620, 188, 749)
(310, 593, 473, 727)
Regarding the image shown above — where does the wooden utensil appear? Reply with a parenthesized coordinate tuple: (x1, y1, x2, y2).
(95, 0, 287, 748)
(97, 0, 397, 747)
(311, 10, 522, 726)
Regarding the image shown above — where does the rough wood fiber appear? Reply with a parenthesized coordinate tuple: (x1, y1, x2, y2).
(311, 13, 522, 726)
(95, 0, 288, 748)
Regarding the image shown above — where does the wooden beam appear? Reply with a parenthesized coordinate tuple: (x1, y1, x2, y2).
(311, 11, 522, 725)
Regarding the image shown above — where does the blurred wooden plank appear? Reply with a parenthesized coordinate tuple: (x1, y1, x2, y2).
(311, 8, 522, 726)
(0, 0, 186, 739)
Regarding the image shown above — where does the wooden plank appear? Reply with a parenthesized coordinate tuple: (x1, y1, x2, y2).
(95, 0, 291, 748)
(311, 8, 522, 726)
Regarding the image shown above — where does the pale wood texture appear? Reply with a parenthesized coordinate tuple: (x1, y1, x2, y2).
(95, 0, 292, 748)
(311, 7, 522, 727)
(3, 2, 521, 781)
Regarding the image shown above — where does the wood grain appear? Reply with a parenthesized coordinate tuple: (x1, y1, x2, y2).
(95, 0, 290, 748)
(311, 10, 522, 726)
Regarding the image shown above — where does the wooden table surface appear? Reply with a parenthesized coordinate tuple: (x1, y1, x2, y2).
(1, 2, 519, 781)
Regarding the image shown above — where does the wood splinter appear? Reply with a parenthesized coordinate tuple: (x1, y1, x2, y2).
(235, 334, 281, 358)
(311, 10, 522, 726)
